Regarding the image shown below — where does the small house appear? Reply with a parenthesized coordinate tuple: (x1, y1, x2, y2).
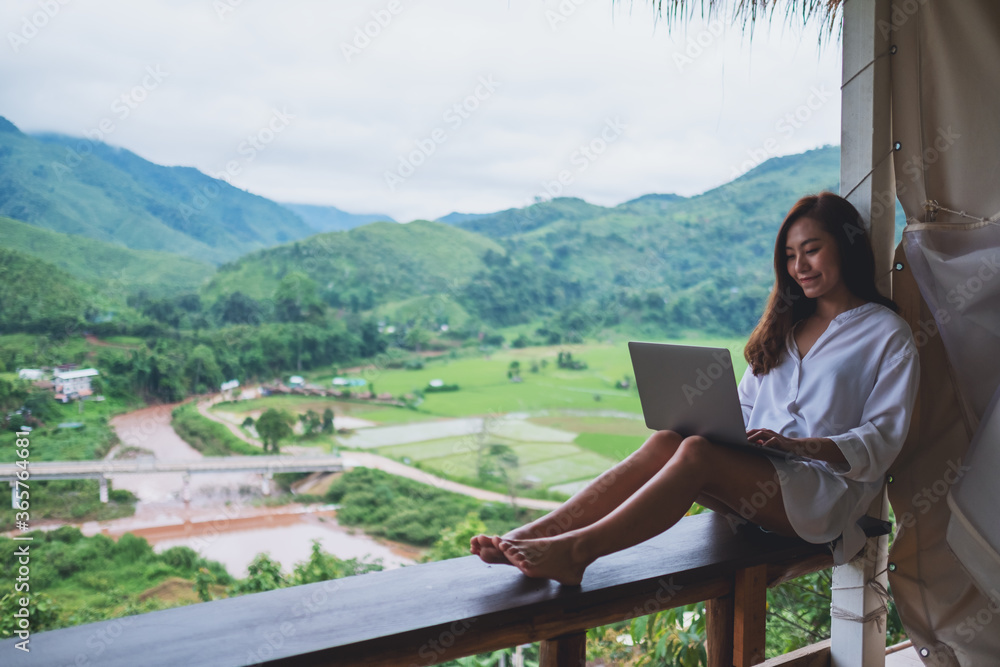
(53, 368, 99, 402)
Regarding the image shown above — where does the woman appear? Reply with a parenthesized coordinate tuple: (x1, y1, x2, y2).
(470, 192, 919, 585)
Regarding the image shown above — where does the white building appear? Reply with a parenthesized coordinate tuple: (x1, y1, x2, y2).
(17, 369, 45, 381)
(53, 368, 99, 401)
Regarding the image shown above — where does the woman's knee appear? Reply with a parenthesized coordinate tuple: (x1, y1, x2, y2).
(636, 430, 683, 466)
(643, 429, 683, 453)
(674, 435, 717, 468)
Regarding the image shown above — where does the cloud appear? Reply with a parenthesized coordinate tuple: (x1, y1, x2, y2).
(1, 0, 841, 221)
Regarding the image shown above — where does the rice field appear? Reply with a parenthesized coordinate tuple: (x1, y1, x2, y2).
(207, 338, 747, 493)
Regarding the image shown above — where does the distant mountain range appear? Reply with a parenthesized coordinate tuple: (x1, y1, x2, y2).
(0, 114, 906, 338)
(280, 203, 395, 233)
(0, 116, 391, 264)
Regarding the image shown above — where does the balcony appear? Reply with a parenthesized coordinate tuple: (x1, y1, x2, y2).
(1, 511, 907, 667)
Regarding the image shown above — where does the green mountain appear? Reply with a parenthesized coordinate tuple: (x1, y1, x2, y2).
(0, 215, 214, 299)
(202, 146, 871, 338)
(0, 246, 90, 334)
(0, 117, 314, 264)
(280, 203, 395, 232)
(1, 133, 904, 344)
(202, 219, 504, 309)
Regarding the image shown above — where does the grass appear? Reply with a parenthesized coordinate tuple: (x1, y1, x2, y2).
(201, 338, 747, 492)
(211, 395, 435, 425)
(171, 403, 262, 456)
(529, 415, 651, 436)
(0, 395, 138, 463)
(574, 432, 647, 461)
(327, 338, 749, 418)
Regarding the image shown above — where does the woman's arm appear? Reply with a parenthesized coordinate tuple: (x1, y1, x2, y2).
(746, 429, 848, 466)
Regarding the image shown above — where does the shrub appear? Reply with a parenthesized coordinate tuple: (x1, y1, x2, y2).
(49, 525, 84, 544)
(115, 533, 153, 563)
(160, 546, 200, 571)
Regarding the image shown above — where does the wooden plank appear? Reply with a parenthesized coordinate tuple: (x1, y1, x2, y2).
(539, 631, 586, 667)
(706, 594, 734, 667)
(734, 564, 767, 666)
(761, 639, 831, 667)
(0, 513, 832, 667)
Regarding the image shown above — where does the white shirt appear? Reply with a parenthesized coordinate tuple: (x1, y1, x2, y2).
(737, 302, 920, 563)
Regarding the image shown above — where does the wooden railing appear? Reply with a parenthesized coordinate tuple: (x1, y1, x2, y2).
(0, 511, 866, 667)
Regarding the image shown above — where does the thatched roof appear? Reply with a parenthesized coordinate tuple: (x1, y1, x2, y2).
(644, 0, 843, 37)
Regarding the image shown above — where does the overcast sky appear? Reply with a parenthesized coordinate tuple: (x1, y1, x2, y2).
(2, 0, 842, 222)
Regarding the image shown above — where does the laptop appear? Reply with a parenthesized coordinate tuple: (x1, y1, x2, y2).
(628, 341, 791, 460)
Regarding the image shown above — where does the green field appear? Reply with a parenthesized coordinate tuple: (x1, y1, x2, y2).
(206, 338, 748, 495)
(341, 340, 749, 417)
(211, 395, 438, 425)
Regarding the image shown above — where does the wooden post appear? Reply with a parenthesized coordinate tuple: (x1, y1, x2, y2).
(837, 0, 892, 666)
(539, 631, 586, 667)
(706, 594, 735, 667)
(734, 564, 767, 666)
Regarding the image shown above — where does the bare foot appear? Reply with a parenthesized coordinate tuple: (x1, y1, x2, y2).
(496, 535, 590, 586)
(471, 523, 550, 565)
(470, 534, 511, 564)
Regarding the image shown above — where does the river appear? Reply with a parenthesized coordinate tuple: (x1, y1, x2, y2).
(94, 403, 417, 577)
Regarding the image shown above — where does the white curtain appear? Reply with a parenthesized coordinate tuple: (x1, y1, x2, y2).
(887, 1, 1000, 664)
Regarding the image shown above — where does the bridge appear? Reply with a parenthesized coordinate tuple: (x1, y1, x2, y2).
(1, 455, 344, 505)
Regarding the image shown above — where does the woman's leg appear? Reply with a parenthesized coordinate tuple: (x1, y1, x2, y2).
(471, 430, 686, 563)
(497, 435, 794, 584)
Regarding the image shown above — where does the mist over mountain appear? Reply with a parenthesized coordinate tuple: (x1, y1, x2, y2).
(280, 203, 395, 233)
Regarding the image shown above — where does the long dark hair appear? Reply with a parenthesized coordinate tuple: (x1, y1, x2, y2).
(744, 192, 897, 375)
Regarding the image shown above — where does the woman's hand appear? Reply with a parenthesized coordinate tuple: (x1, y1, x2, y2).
(745, 429, 847, 465)
(746, 428, 800, 453)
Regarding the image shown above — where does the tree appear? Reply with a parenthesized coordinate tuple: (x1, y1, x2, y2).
(321, 408, 334, 433)
(289, 540, 383, 585)
(185, 344, 222, 394)
(274, 272, 323, 323)
(214, 291, 265, 326)
(424, 513, 489, 562)
(227, 553, 286, 595)
(403, 326, 430, 352)
(299, 409, 321, 437)
(256, 408, 294, 453)
(478, 444, 520, 501)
